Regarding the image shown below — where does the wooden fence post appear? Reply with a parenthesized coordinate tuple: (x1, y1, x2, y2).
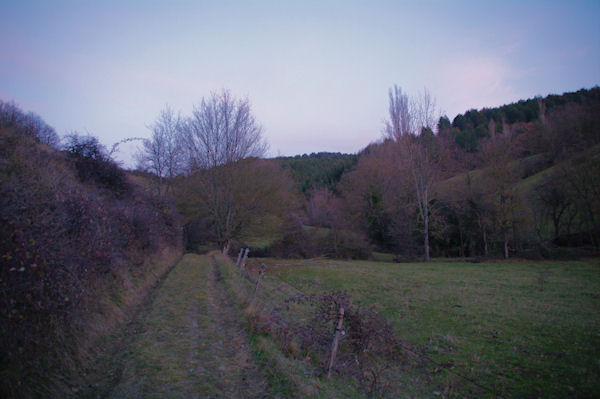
(327, 306, 345, 379)
(252, 263, 266, 302)
(235, 248, 244, 267)
(240, 248, 250, 274)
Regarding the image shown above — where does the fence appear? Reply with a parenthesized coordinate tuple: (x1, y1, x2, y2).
(216, 251, 498, 398)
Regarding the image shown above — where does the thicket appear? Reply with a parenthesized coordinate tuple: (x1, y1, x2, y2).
(0, 124, 182, 397)
(63, 133, 131, 196)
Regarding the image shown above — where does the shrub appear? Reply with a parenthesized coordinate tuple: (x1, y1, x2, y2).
(269, 217, 318, 258)
(285, 290, 402, 396)
(63, 133, 130, 196)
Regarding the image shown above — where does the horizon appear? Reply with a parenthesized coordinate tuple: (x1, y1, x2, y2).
(2, 1, 599, 166)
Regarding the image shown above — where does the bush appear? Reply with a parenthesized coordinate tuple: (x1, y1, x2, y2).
(289, 291, 402, 396)
(63, 133, 130, 196)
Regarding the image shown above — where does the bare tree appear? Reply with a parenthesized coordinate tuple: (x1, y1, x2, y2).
(384, 85, 413, 140)
(384, 85, 442, 261)
(136, 105, 184, 195)
(414, 87, 439, 132)
(479, 135, 526, 258)
(404, 135, 441, 261)
(178, 90, 270, 254)
(183, 89, 267, 170)
(560, 155, 600, 247)
(0, 100, 21, 126)
(534, 174, 575, 241)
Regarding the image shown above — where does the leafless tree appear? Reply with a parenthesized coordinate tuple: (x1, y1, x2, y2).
(136, 105, 184, 195)
(560, 155, 600, 247)
(479, 134, 526, 258)
(178, 90, 271, 254)
(182, 89, 267, 170)
(384, 85, 413, 140)
(414, 87, 439, 132)
(405, 136, 440, 261)
(384, 85, 442, 261)
(0, 100, 21, 126)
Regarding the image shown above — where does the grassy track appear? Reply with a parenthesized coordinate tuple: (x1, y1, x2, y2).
(101, 254, 271, 398)
(251, 257, 600, 398)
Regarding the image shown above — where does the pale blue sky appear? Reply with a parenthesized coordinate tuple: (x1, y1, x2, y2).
(1, 0, 598, 165)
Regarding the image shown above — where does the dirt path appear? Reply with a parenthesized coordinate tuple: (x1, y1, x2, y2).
(79, 254, 271, 398)
(199, 257, 271, 398)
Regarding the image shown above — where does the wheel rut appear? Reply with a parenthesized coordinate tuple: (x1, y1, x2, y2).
(202, 257, 272, 398)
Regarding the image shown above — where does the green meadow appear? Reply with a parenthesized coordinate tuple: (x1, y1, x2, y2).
(235, 256, 600, 398)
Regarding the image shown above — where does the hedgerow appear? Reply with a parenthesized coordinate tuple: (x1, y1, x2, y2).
(0, 126, 182, 398)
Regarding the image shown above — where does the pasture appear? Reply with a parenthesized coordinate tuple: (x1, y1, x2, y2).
(233, 256, 600, 397)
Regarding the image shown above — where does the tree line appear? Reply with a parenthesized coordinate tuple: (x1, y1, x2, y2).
(4, 84, 596, 265)
(134, 86, 599, 261)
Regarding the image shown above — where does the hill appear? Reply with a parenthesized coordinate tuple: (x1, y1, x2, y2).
(431, 88, 600, 256)
(331, 87, 600, 259)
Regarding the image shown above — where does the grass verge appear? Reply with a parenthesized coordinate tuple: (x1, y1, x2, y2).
(212, 253, 374, 398)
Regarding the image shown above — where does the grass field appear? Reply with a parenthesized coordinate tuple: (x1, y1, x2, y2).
(81, 255, 600, 398)
(235, 256, 600, 398)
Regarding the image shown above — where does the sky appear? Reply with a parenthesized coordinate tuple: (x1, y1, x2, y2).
(1, 0, 599, 166)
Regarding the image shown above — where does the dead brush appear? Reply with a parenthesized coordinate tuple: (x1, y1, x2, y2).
(244, 304, 278, 336)
(283, 290, 404, 397)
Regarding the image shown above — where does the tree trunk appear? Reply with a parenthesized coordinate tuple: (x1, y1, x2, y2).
(458, 224, 465, 258)
(477, 213, 489, 256)
(503, 229, 509, 259)
(424, 211, 430, 261)
(483, 229, 489, 256)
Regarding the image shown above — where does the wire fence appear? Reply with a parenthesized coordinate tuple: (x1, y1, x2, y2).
(213, 253, 499, 398)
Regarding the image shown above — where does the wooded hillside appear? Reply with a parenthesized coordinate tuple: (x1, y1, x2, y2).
(172, 87, 600, 261)
(335, 87, 600, 259)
